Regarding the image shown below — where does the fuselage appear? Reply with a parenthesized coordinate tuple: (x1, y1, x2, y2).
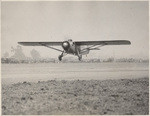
(62, 39, 89, 56)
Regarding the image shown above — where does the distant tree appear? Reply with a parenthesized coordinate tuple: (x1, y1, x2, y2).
(3, 52, 9, 58)
(11, 45, 26, 60)
(30, 49, 41, 60)
(106, 57, 114, 62)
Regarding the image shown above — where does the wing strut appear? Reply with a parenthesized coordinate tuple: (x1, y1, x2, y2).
(80, 44, 105, 52)
(39, 43, 63, 52)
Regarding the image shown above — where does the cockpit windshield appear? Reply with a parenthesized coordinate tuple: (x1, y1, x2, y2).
(68, 39, 72, 42)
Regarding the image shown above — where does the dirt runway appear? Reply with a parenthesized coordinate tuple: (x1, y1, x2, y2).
(2, 63, 149, 85)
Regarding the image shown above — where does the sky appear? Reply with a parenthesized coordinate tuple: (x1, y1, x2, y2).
(1, 1, 149, 59)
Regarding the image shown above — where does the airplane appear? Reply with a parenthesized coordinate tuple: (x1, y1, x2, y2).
(18, 39, 131, 61)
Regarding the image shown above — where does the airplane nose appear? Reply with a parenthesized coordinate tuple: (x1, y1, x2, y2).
(62, 41, 70, 51)
(63, 42, 68, 47)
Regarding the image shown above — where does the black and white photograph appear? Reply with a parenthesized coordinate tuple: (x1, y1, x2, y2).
(1, 1, 149, 115)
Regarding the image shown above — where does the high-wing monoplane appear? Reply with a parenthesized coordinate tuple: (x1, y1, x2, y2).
(18, 39, 131, 61)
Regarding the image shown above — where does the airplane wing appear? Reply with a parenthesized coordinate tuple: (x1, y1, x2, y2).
(18, 42, 63, 52)
(18, 42, 62, 46)
(75, 40, 131, 46)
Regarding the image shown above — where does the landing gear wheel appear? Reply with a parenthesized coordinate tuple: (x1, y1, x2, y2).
(58, 55, 62, 61)
(78, 56, 82, 61)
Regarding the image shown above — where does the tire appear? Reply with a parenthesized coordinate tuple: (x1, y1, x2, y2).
(78, 56, 82, 61)
(58, 55, 62, 61)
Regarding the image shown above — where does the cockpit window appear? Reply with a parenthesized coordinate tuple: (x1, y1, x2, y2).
(68, 39, 72, 42)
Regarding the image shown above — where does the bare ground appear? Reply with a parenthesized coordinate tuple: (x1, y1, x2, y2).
(2, 77, 149, 115)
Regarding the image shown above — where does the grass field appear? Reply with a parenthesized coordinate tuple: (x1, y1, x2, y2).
(2, 77, 149, 115)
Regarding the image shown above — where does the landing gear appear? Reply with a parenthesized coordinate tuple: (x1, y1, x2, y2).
(76, 48, 82, 61)
(78, 55, 82, 61)
(58, 55, 62, 61)
(58, 51, 67, 61)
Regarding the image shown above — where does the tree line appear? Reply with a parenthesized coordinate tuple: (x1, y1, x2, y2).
(1, 45, 149, 64)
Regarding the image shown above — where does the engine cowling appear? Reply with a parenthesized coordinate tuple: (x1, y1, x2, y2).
(62, 41, 70, 51)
